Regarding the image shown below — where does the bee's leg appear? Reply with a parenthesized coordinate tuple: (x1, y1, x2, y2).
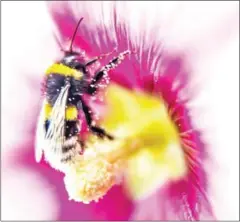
(87, 50, 132, 95)
(84, 48, 117, 67)
(77, 137, 85, 155)
(77, 98, 114, 140)
(75, 120, 86, 154)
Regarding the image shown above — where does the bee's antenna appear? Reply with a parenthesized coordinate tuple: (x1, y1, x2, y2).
(69, 17, 84, 53)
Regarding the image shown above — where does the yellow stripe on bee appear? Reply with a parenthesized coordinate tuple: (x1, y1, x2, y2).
(45, 63, 83, 80)
(44, 103, 53, 120)
(65, 106, 78, 120)
(44, 102, 78, 120)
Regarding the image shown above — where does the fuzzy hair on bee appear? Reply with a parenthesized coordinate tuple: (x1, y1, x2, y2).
(35, 17, 133, 169)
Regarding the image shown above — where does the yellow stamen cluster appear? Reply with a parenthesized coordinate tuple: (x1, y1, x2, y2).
(63, 138, 139, 203)
(62, 84, 187, 203)
(64, 157, 119, 204)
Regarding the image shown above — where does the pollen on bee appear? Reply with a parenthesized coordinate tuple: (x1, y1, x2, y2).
(64, 157, 121, 204)
(62, 133, 141, 204)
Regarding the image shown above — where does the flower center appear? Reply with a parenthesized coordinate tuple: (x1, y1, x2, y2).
(63, 84, 187, 203)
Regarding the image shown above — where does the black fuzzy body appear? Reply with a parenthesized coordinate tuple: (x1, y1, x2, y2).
(44, 59, 88, 162)
(42, 49, 128, 162)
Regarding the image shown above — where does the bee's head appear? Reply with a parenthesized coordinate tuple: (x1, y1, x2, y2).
(56, 17, 86, 71)
(61, 53, 85, 71)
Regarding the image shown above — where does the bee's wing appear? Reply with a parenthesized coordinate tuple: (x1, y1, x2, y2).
(45, 83, 70, 155)
(35, 99, 47, 162)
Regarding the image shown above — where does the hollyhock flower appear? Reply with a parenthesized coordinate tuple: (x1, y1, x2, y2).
(2, 1, 238, 221)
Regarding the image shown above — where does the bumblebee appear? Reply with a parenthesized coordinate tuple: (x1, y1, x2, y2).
(35, 18, 132, 166)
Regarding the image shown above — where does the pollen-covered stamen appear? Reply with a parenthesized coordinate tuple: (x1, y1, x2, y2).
(64, 157, 118, 204)
(63, 84, 187, 203)
(63, 138, 140, 204)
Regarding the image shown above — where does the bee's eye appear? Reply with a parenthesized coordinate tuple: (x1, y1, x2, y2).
(62, 55, 74, 64)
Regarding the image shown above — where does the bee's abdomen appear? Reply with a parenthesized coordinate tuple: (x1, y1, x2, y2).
(44, 119, 82, 163)
(44, 119, 80, 139)
(44, 101, 81, 145)
(65, 120, 80, 138)
(60, 135, 82, 163)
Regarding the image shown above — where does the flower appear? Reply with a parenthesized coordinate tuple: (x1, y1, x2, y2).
(2, 1, 239, 221)
(45, 1, 214, 220)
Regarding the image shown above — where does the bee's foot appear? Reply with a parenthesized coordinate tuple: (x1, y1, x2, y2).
(77, 138, 86, 155)
(90, 126, 114, 140)
(105, 133, 114, 140)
